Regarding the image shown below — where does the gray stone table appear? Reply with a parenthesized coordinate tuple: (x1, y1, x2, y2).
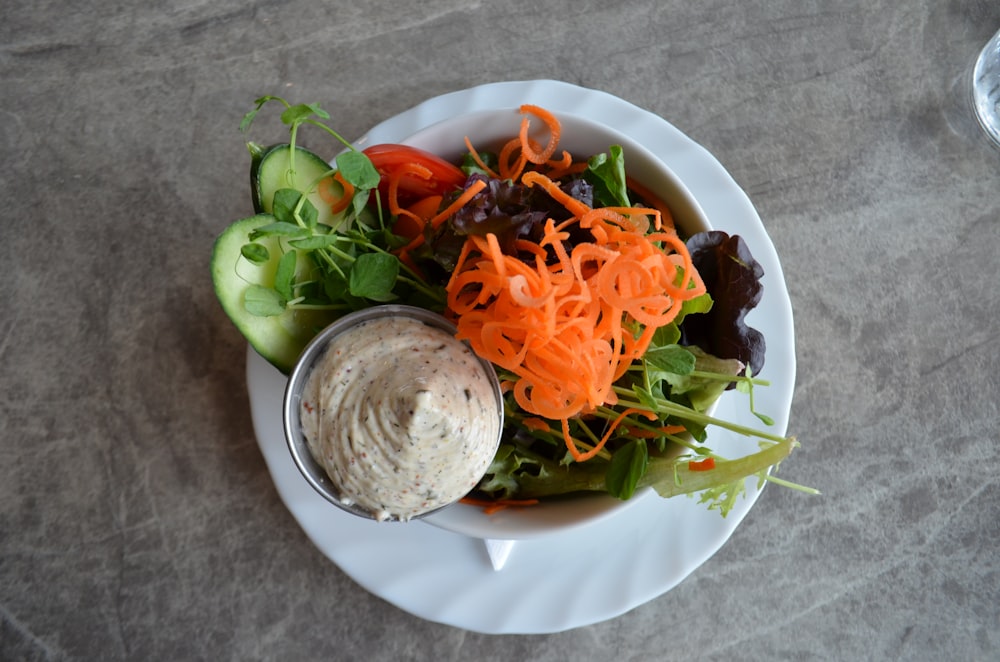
(3, 1, 998, 660)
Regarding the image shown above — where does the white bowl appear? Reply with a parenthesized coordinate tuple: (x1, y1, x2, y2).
(392, 108, 713, 540)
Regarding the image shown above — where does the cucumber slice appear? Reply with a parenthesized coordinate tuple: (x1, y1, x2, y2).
(251, 143, 346, 228)
(211, 214, 339, 374)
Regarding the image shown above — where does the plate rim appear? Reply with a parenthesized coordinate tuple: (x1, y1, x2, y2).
(244, 79, 796, 634)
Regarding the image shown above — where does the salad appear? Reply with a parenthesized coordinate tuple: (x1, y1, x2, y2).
(211, 96, 814, 518)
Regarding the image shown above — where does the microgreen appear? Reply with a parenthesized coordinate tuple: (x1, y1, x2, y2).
(605, 439, 648, 500)
(273, 251, 296, 301)
(335, 150, 381, 190)
(349, 253, 399, 301)
(233, 96, 447, 323)
(737, 366, 775, 426)
(644, 344, 697, 376)
(243, 285, 286, 316)
(240, 243, 269, 265)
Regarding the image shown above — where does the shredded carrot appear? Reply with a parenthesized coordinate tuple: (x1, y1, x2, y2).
(397, 250, 424, 280)
(522, 171, 591, 218)
(518, 104, 561, 164)
(317, 172, 355, 215)
(406, 194, 444, 223)
(545, 149, 573, 172)
(388, 162, 433, 226)
(392, 195, 440, 242)
(385, 165, 435, 276)
(446, 207, 705, 461)
(460, 496, 540, 515)
(395, 178, 488, 256)
(463, 136, 500, 179)
(521, 417, 551, 432)
(688, 457, 716, 472)
(498, 137, 527, 181)
(427, 178, 488, 230)
(625, 175, 676, 234)
(559, 408, 656, 462)
(544, 160, 588, 181)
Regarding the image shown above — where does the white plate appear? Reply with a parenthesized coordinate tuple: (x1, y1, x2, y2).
(245, 80, 796, 634)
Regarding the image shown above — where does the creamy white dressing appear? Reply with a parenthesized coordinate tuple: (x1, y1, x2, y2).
(298, 316, 501, 521)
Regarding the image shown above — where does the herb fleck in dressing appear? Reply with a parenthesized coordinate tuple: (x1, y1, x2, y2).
(299, 316, 501, 521)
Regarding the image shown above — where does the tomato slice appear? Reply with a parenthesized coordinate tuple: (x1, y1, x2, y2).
(363, 144, 467, 204)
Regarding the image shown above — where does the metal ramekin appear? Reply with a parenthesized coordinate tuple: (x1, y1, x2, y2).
(282, 304, 505, 522)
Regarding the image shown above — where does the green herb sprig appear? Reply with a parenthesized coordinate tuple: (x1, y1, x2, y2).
(234, 96, 446, 320)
